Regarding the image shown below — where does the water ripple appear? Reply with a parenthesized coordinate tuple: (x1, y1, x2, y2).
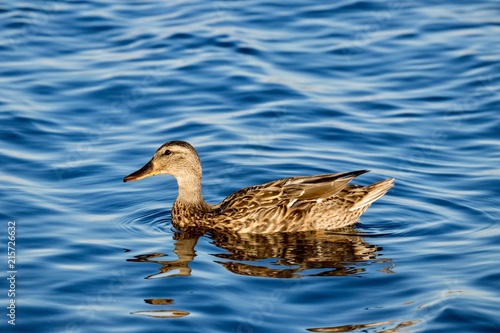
(1, 1, 499, 332)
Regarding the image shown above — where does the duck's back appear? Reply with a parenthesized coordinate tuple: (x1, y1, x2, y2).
(206, 171, 394, 233)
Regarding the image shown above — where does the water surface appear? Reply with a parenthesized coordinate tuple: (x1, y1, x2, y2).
(1, 1, 499, 332)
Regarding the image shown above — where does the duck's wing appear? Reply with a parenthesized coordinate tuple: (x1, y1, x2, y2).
(278, 170, 369, 201)
(218, 170, 369, 214)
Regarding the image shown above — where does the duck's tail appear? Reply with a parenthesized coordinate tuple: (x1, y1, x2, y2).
(348, 178, 395, 211)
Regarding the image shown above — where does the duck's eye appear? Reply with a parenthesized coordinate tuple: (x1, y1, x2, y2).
(164, 150, 171, 156)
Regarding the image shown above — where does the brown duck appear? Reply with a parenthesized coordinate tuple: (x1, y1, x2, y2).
(123, 141, 394, 233)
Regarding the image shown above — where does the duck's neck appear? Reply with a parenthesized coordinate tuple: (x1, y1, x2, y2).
(175, 175, 208, 209)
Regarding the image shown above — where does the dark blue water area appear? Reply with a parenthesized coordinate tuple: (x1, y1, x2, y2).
(1, 1, 499, 332)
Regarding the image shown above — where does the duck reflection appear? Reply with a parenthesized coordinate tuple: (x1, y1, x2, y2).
(126, 231, 199, 279)
(127, 227, 393, 279)
(210, 228, 389, 278)
(307, 319, 420, 333)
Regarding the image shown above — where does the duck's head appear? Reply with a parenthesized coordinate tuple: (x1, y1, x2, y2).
(123, 141, 202, 183)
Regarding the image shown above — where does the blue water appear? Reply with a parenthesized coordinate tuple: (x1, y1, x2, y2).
(1, 1, 499, 332)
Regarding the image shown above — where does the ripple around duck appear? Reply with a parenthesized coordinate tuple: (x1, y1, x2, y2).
(113, 205, 172, 238)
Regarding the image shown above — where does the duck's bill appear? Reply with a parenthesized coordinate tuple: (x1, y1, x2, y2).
(123, 161, 155, 182)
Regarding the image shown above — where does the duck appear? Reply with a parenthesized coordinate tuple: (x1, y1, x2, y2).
(123, 141, 394, 234)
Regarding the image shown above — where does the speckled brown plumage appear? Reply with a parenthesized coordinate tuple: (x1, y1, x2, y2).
(124, 141, 394, 234)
